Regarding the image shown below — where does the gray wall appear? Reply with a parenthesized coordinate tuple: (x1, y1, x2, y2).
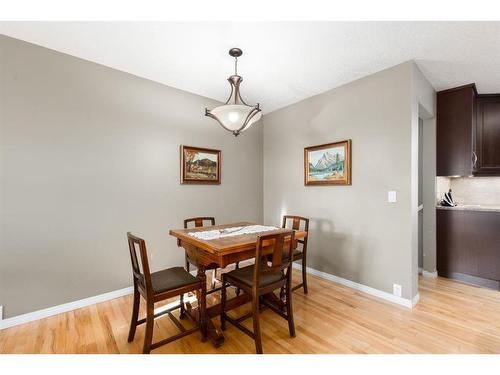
(263, 62, 417, 300)
(0, 35, 438, 317)
(0, 35, 263, 318)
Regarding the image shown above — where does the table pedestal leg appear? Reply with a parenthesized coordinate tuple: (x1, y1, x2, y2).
(196, 265, 208, 342)
(185, 287, 251, 348)
(185, 303, 226, 348)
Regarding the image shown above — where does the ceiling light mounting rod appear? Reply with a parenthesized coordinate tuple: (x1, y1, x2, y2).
(205, 47, 262, 137)
(229, 47, 241, 75)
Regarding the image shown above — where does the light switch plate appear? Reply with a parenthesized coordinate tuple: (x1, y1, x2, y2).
(388, 191, 397, 203)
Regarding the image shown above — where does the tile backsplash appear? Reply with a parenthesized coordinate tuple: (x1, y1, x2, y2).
(436, 176, 500, 205)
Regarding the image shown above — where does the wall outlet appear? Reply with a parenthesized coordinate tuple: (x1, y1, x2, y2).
(393, 284, 402, 297)
(388, 191, 397, 203)
(0, 305, 3, 320)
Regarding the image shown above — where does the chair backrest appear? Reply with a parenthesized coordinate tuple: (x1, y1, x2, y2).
(127, 232, 153, 295)
(282, 215, 309, 244)
(282, 215, 309, 231)
(254, 230, 295, 288)
(184, 217, 216, 229)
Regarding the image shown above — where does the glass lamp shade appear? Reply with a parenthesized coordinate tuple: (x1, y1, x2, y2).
(206, 72, 262, 136)
(207, 104, 262, 135)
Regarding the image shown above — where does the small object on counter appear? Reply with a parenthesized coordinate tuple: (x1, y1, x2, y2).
(441, 189, 457, 207)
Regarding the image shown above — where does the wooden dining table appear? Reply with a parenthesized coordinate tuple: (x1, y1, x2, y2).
(169, 222, 307, 347)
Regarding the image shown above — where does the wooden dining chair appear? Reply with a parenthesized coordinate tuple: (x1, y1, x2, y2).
(127, 232, 205, 354)
(282, 215, 310, 294)
(220, 230, 296, 354)
(183, 217, 218, 288)
(183, 217, 240, 291)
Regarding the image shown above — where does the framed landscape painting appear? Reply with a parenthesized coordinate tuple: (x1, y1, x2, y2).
(304, 139, 351, 185)
(180, 145, 221, 184)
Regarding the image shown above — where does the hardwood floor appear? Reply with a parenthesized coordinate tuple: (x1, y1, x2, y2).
(1, 273, 500, 354)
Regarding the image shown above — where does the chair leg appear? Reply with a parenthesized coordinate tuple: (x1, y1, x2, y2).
(179, 293, 186, 319)
(220, 277, 227, 331)
(212, 269, 217, 289)
(252, 294, 263, 354)
(142, 300, 154, 354)
(301, 258, 308, 294)
(197, 266, 208, 342)
(185, 254, 190, 272)
(286, 279, 296, 338)
(127, 285, 140, 342)
(235, 262, 241, 296)
(279, 286, 286, 301)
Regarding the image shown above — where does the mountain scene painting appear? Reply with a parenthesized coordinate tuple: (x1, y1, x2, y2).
(181, 145, 221, 184)
(304, 140, 351, 185)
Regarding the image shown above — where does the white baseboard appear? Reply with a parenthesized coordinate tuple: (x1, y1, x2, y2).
(293, 263, 418, 309)
(412, 292, 420, 307)
(422, 270, 438, 278)
(0, 286, 133, 330)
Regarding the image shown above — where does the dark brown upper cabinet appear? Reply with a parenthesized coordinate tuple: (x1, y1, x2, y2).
(436, 84, 477, 176)
(474, 95, 500, 175)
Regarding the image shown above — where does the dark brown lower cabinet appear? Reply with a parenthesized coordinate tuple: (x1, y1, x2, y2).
(437, 209, 500, 290)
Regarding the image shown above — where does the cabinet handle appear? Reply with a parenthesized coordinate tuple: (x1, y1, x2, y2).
(472, 151, 478, 168)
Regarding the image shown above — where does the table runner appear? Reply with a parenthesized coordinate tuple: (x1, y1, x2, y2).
(187, 225, 278, 241)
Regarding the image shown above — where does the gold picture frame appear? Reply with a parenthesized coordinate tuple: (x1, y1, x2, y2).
(304, 139, 352, 186)
(180, 145, 221, 185)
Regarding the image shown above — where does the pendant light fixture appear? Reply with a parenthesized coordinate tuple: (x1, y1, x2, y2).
(205, 48, 262, 136)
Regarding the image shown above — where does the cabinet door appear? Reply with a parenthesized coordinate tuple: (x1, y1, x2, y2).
(474, 96, 500, 175)
(436, 85, 475, 176)
(467, 211, 500, 281)
(437, 209, 477, 276)
(437, 209, 500, 284)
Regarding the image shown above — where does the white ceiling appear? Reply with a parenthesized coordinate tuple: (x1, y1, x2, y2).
(1, 22, 500, 113)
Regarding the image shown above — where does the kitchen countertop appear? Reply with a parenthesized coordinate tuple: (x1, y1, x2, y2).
(436, 204, 500, 212)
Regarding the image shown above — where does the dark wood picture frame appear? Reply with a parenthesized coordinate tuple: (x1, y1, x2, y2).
(180, 145, 221, 185)
(304, 139, 352, 186)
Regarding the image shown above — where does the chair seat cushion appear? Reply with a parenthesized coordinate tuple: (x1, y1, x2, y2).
(150, 267, 198, 294)
(225, 264, 285, 287)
